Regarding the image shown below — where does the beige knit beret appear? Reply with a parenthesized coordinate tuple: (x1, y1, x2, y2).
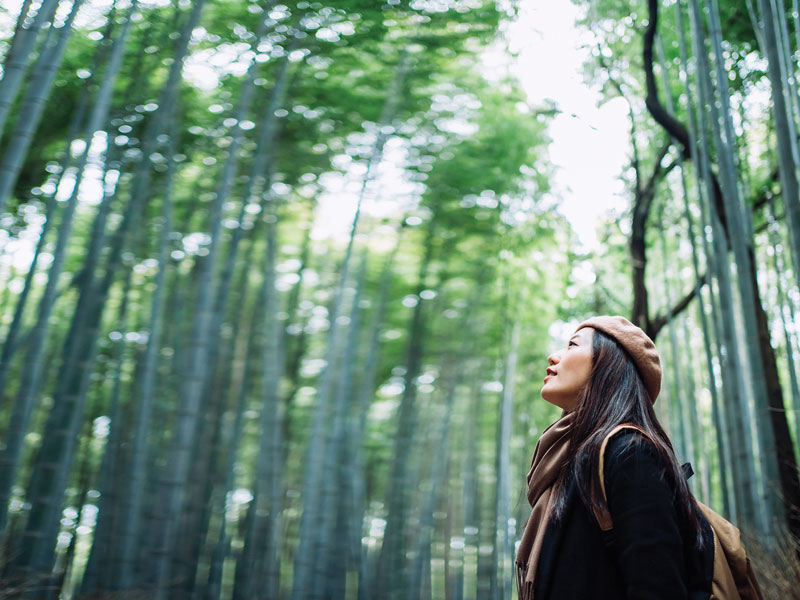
(575, 315, 662, 403)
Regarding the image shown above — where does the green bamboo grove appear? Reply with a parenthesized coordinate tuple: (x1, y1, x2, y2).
(0, 0, 798, 598)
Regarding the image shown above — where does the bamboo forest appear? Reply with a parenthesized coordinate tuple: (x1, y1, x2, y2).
(3, 0, 800, 597)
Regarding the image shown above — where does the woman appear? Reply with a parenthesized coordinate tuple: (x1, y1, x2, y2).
(514, 315, 713, 600)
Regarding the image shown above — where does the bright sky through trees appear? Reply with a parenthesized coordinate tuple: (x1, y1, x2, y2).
(308, 2, 632, 251)
(510, 2, 630, 251)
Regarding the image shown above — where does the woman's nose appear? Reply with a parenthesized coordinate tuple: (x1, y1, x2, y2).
(548, 351, 560, 366)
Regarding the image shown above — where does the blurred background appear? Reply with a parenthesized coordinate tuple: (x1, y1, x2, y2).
(0, 0, 798, 598)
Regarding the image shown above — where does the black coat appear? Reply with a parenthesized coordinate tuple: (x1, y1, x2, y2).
(532, 431, 714, 600)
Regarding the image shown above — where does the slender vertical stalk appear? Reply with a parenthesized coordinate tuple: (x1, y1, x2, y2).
(237, 199, 285, 600)
(408, 355, 463, 600)
(657, 200, 692, 464)
(115, 118, 175, 593)
(687, 0, 759, 527)
(12, 0, 206, 581)
(462, 378, 482, 598)
(654, 35, 711, 501)
(375, 222, 435, 600)
(320, 249, 369, 598)
(757, 0, 800, 284)
(0, 0, 60, 144)
(677, 10, 733, 518)
(0, 0, 87, 214)
(708, 0, 800, 533)
(208, 236, 261, 600)
(0, 0, 36, 92)
(165, 27, 290, 597)
(76, 246, 137, 596)
(291, 51, 412, 600)
(353, 232, 402, 600)
(0, 52, 98, 397)
(771, 0, 800, 143)
(494, 320, 519, 600)
(767, 208, 800, 451)
(0, 0, 137, 536)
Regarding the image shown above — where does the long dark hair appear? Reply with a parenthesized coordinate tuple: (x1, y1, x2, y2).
(550, 328, 705, 547)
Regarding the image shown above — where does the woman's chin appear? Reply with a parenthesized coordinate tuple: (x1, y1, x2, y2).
(541, 389, 557, 405)
(542, 389, 573, 412)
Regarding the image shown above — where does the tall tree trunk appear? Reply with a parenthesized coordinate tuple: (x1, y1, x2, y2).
(647, 0, 800, 535)
(686, 0, 763, 530)
(375, 222, 435, 600)
(205, 245, 261, 600)
(10, 0, 205, 583)
(283, 210, 313, 398)
(136, 246, 191, 588)
(0, 50, 99, 398)
(767, 208, 800, 451)
(78, 257, 136, 596)
(291, 51, 411, 600)
(446, 462, 463, 600)
(704, 0, 787, 532)
(0, 0, 87, 214)
(351, 236, 405, 600)
(0, 0, 137, 535)
(757, 0, 800, 287)
(114, 118, 175, 593)
(662, 286, 690, 463)
(675, 2, 733, 516)
(321, 249, 370, 598)
(409, 354, 462, 600)
(768, 0, 800, 153)
(0, 0, 36, 96)
(493, 321, 518, 600)
(655, 197, 692, 474)
(165, 25, 288, 598)
(49, 409, 98, 600)
(0, 0, 60, 146)
(206, 187, 271, 600)
(461, 378, 481, 600)
(233, 199, 285, 600)
(655, 35, 710, 500)
(351, 232, 402, 600)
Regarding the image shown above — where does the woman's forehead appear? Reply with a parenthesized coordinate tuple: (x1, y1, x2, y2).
(570, 327, 594, 343)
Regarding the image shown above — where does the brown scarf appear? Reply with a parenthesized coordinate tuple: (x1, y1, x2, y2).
(515, 411, 575, 600)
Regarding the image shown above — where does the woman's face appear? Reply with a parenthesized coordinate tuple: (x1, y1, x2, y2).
(541, 327, 594, 412)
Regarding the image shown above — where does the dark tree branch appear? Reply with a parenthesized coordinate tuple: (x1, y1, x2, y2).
(643, 0, 730, 238)
(631, 141, 672, 331)
(644, 0, 692, 155)
(649, 271, 709, 339)
(596, 39, 676, 332)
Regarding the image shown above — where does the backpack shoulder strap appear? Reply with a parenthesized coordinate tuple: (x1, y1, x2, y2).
(596, 431, 765, 599)
(595, 423, 649, 531)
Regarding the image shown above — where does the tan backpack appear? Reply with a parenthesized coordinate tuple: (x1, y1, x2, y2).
(594, 424, 764, 600)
